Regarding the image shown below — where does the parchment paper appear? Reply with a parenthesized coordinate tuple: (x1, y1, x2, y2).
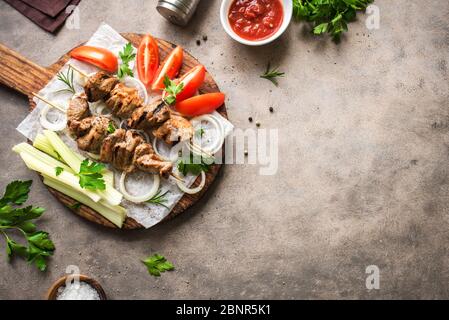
(16, 23, 233, 228)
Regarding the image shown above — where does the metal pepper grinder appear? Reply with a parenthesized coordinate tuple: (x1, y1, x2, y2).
(156, 0, 201, 26)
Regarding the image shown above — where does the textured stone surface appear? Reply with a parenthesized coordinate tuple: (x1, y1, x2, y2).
(1, 0, 449, 299)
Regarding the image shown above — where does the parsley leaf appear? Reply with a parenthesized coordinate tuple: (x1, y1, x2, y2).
(163, 75, 184, 105)
(107, 122, 116, 134)
(77, 159, 106, 191)
(117, 43, 136, 79)
(293, 0, 374, 41)
(0, 180, 32, 207)
(260, 62, 284, 86)
(177, 153, 214, 176)
(0, 180, 54, 271)
(55, 167, 64, 176)
(142, 253, 174, 277)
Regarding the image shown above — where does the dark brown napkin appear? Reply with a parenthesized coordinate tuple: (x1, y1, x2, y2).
(21, 0, 71, 17)
(4, 0, 81, 33)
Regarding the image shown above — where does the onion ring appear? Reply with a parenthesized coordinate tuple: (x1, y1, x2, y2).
(190, 114, 224, 155)
(176, 171, 206, 195)
(119, 171, 160, 203)
(39, 105, 67, 131)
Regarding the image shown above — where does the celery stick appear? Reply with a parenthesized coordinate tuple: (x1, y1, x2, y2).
(43, 130, 121, 205)
(18, 152, 101, 203)
(33, 133, 62, 161)
(43, 177, 125, 228)
(13, 143, 73, 173)
(103, 171, 114, 186)
(43, 174, 126, 217)
(43, 130, 82, 172)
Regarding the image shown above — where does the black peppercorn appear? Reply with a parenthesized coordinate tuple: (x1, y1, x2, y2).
(269, 107, 274, 113)
(196, 40, 201, 46)
(248, 117, 253, 122)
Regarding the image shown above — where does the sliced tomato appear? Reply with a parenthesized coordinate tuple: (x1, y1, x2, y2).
(175, 93, 225, 117)
(137, 35, 159, 88)
(175, 65, 206, 102)
(70, 46, 118, 72)
(152, 46, 184, 91)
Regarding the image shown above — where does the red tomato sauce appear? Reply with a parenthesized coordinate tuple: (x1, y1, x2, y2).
(228, 0, 284, 41)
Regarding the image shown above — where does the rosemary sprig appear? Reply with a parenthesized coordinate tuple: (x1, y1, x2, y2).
(260, 62, 285, 86)
(56, 67, 76, 94)
(146, 189, 170, 209)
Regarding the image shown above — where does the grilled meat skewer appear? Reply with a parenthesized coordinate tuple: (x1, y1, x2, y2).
(83, 71, 193, 145)
(68, 93, 173, 178)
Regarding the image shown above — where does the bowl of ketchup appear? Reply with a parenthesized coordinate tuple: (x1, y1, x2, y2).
(220, 0, 292, 46)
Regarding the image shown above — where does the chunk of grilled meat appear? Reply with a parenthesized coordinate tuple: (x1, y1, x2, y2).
(133, 143, 173, 179)
(106, 83, 143, 119)
(127, 99, 171, 130)
(100, 129, 144, 172)
(84, 71, 119, 102)
(153, 115, 194, 145)
(76, 116, 111, 153)
(67, 93, 91, 136)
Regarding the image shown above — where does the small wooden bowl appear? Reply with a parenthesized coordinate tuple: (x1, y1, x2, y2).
(46, 274, 107, 300)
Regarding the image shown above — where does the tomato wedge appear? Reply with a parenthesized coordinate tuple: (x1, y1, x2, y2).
(152, 46, 184, 91)
(137, 35, 159, 88)
(175, 65, 206, 102)
(175, 93, 225, 117)
(70, 46, 118, 72)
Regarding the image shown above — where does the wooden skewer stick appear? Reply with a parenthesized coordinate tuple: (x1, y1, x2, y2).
(190, 142, 213, 158)
(68, 64, 88, 78)
(32, 93, 66, 113)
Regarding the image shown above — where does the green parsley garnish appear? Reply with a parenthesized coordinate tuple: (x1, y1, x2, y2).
(163, 75, 184, 105)
(107, 122, 116, 134)
(55, 167, 64, 176)
(0, 180, 54, 271)
(260, 62, 284, 86)
(293, 0, 374, 41)
(142, 253, 174, 277)
(117, 43, 136, 79)
(77, 159, 106, 191)
(177, 153, 214, 176)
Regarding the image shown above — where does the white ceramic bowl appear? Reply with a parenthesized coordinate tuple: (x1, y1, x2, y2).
(220, 0, 292, 46)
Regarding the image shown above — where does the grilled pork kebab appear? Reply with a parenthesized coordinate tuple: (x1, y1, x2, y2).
(84, 71, 193, 145)
(67, 93, 173, 178)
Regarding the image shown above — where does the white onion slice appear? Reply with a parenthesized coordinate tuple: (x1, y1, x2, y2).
(119, 171, 160, 203)
(39, 105, 67, 131)
(176, 171, 206, 194)
(132, 129, 150, 143)
(152, 138, 183, 162)
(122, 76, 148, 105)
(190, 114, 224, 155)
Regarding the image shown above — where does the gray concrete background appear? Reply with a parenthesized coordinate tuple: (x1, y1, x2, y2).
(0, 0, 448, 299)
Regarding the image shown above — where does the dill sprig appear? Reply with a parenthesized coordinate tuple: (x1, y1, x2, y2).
(147, 189, 170, 209)
(260, 62, 285, 86)
(56, 67, 76, 94)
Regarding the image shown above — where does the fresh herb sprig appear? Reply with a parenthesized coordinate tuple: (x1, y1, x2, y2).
(0, 180, 55, 271)
(107, 122, 116, 134)
(56, 67, 76, 94)
(146, 189, 170, 209)
(195, 128, 205, 138)
(163, 75, 184, 105)
(117, 43, 136, 79)
(293, 0, 374, 41)
(142, 253, 174, 277)
(77, 159, 106, 191)
(260, 62, 284, 86)
(177, 153, 214, 176)
(55, 167, 64, 176)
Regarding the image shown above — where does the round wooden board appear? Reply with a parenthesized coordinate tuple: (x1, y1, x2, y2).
(0, 34, 227, 229)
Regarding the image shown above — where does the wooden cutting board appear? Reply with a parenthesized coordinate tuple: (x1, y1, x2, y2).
(0, 33, 227, 229)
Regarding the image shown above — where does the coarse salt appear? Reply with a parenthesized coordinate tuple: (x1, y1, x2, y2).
(56, 281, 101, 300)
